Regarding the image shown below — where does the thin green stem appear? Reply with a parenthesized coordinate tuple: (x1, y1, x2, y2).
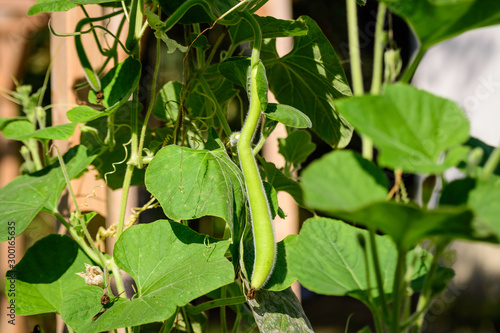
(369, 227, 390, 322)
(391, 247, 407, 333)
(346, 0, 364, 96)
(26, 140, 43, 170)
(54, 147, 107, 267)
(138, 36, 161, 168)
(400, 48, 425, 84)
(125, 0, 143, 52)
(480, 142, 500, 181)
(346, 0, 373, 161)
(192, 24, 205, 68)
(232, 312, 242, 333)
(109, 258, 126, 298)
(206, 28, 228, 66)
(181, 306, 193, 333)
(54, 212, 100, 264)
(370, 2, 387, 95)
(116, 163, 135, 239)
(188, 296, 247, 314)
(221, 287, 228, 333)
(198, 74, 232, 137)
(412, 243, 446, 331)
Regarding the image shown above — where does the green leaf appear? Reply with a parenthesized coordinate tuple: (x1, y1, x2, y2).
(0, 145, 96, 242)
(262, 15, 353, 148)
(219, 57, 250, 88)
(287, 217, 431, 301)
(1, 119, 35, 140)
(265, 103, 312, 129)
(333, 202, 475, 249)
(334, 83, 470, 173)
(263, 235, 298, 291)
(356, 0, 367, 5)
(247, 287, 313, 332)
(2, 120, 76, 141)
(67, 106, 110, 123)
(5, 235, 92, 315)
(61, 221, 234, 332)
(145, 145, 245, 240)
(301, 150, 388, 212)
(278, 130, 316, 166)
(263, 181, 279, 219)
(259, 156, 304, 206)
(255, 61, 268, 112)
(301, 150, 477, 248)
(29, 123, 77, 140)
(468, 177, 500, 240)
(153, 81, 182, 122)
(229, 15, 309, 46)
(381, 0, 500, 50)
(88, 57, 141, 108)
(67, 0, 118, 4)
(27, 0, 77, 16)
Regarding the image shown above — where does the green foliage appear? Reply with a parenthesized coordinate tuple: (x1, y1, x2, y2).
(27, 0, 77, 16)
(262, 15, 353, 148)
(61, 221, 234, 332)
(5, 235, 92, 315)
(0, 145, 96, 241)
(8, 0, 500, 331)
(334, 83, 470, 173)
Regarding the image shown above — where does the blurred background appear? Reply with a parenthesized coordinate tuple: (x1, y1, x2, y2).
(1, 0, 500, 332)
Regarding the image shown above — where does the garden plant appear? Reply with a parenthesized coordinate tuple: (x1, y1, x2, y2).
(2, 0, 500, 332)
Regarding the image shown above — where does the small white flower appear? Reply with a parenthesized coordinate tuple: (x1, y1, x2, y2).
(76, 263, 104, 287)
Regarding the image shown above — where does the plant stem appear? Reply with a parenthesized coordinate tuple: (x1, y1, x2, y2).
(54, 212, 101, 264)
(116, 163, 134, 239)
(138, 36, 161, 168)
(370, 3, 387, 95)
(400, 48, 425, 84)
(412, 243, 446, 331)
(346, 0, 374, 161)
(391, 247, 407, 333)
(198, 75, 232, 137)
(189, 296, 247, 314)
(346, 0, 364, 96)
(369, 227, 390, 322)
(109, 257, 126, 298)
(54, 147, 108, 269)
(480, 141, 500, 181)
(221, 287, 228, 333)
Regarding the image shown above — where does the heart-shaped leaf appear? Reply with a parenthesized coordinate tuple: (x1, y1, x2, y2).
(145, 145, 245, 239)
(381, 0, 500, 50)
(88, 57, 141, 108)
(262, 15, 353, 148)
(61, 221, 234, 332)
(28, 0, 77, 16)
(5, 235, 92, 315)
(334, 83, 470, 173)
(0, 145, 96, 242)
(287, 217, 433, 301)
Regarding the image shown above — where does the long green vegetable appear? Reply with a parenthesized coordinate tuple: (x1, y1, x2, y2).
(238, 12, 276, 294)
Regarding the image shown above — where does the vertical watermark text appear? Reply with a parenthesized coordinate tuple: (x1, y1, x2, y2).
(6, 221, 16, 326)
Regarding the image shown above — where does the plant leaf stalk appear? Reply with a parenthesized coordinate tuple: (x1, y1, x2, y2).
(238, 11, 276, 292)
(347, 0, 392, 329)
